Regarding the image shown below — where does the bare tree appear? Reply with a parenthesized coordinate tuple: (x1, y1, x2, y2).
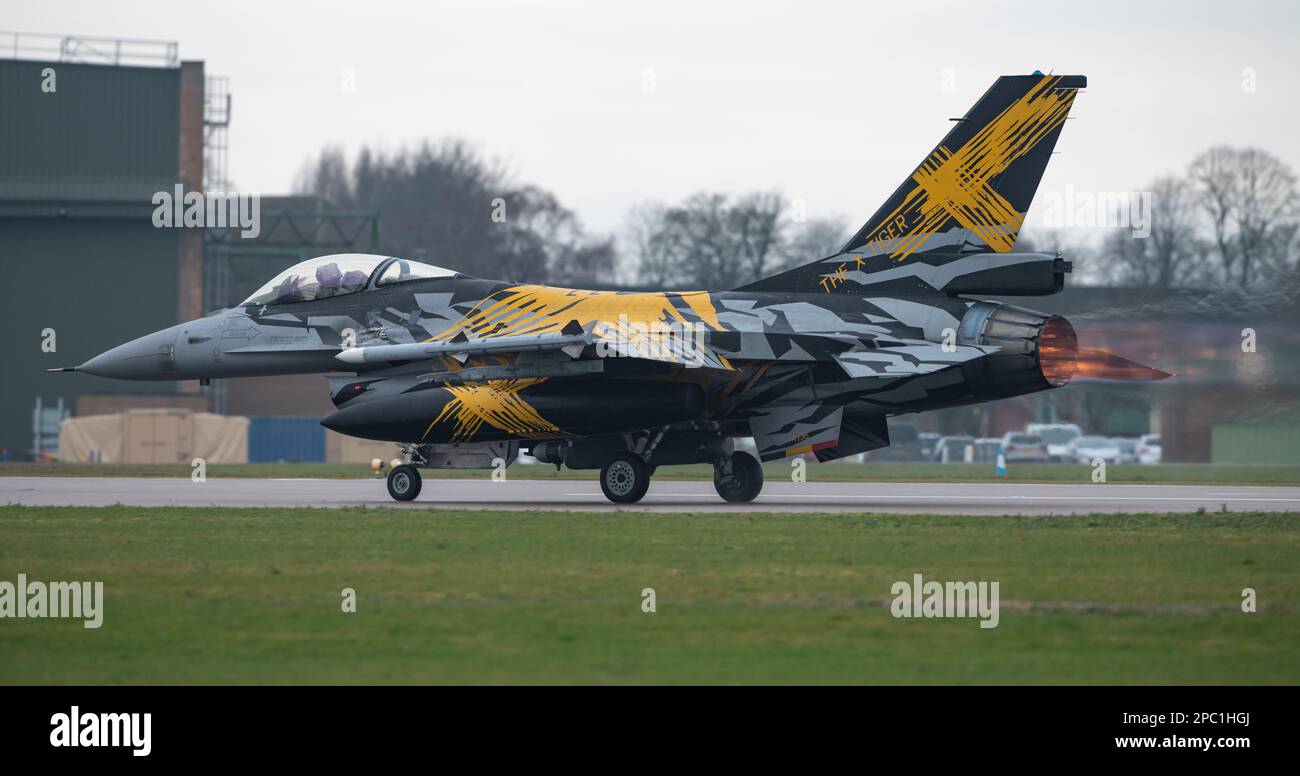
(626, 191, 841, 289)
(728, 192, 786, 282)
(1189, 146, 1298, 288)
(1146, 176, 1206, 286)
(502, 185, 615, 286)
(780, 217, 849, 271)
(623, 203, 675, 286)
(1235, 149, 1299, 285)
(293, 140, 612, 285)
(1095, 176, 1206, 287)
(292, 145, 352, 206)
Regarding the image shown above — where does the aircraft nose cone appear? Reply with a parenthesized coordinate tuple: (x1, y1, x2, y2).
(78, 324, 183, 380)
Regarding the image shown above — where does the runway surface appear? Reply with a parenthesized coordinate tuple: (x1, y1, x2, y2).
(4, 476, 1300, 514)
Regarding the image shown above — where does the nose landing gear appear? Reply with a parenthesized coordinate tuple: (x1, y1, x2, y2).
(387, 464, 423, 501)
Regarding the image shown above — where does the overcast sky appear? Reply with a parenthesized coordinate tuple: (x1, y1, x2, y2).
(9, 0, 1300, 236)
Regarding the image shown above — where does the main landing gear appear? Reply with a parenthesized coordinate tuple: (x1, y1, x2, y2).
(713, 450, 763, 503)
(597, 448, 764, 505)
(599, 452, 651, 503)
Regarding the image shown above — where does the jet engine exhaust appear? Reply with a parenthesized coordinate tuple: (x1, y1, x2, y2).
(1038, 311, 1172, 383)
(1038, 316, 1078, 387)
(957, 302, 1168, 398)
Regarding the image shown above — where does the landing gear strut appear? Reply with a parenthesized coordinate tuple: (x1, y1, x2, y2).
(387, 464, 423, 501)
(713, 451, 763, 503)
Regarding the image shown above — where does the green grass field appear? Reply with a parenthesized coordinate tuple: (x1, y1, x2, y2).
(1, 505, 1297, 684)
(3, 460, 1298, 485)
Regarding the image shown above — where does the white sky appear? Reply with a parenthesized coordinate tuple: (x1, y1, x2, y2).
(8, 0, 1299, 235)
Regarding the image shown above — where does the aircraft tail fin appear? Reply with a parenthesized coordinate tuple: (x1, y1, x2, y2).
(741, 72, 1086, 294)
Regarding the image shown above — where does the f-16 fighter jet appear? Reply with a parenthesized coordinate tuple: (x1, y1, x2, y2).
(60, 72, 1167, 503)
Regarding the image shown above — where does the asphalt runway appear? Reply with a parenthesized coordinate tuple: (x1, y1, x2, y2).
(4, 476, 1300, 514)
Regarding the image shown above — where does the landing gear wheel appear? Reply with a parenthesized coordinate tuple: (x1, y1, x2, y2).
(600, 452, 651, 504)
(387, 464, 423, 502)
(714, 451, 764, 503)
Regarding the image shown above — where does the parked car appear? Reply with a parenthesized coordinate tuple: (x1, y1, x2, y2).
(917, 432, 941, 460)
(933, 435, 976, 463)
(973, 438, 1002, 464)
(1068, 435, 1122, 464)
(1137, 434, 1162, 465)
(1025, 423, 1082, 462)
(865, 423, 922, 461)
(999, 432, 1050, 462)
(1112, 437, 1139, 465)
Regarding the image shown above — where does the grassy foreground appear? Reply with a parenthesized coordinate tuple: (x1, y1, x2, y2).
(3, 460, 1298, 485)
(1, 505, 1297, 684)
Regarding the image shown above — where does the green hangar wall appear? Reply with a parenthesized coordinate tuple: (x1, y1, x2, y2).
(0, 58, 203, 457)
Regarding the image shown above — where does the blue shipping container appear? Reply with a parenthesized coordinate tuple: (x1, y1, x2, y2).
(248, 417, 326, 463)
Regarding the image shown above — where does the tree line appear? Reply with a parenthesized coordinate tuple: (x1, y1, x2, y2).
(1047, 146, 1298, 290)
(295, 141, 1298, 291)
(293, 140, 617, 287)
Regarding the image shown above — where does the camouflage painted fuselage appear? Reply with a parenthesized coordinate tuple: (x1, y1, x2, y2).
(154, 270, 1061, 461)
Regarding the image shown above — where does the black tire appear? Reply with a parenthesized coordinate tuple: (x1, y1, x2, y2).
(714, 451, 764, 503)
(600, 452, 650, 504)
(387, 464, 422, 502)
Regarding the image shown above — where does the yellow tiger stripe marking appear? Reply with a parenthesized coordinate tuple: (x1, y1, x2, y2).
(421, 378, 560, 442)
(429, 284, 732, 369)
(863, 74, 1077, 263)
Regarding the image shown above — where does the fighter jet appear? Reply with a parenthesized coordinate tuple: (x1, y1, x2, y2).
(59, 73, 1168, 504)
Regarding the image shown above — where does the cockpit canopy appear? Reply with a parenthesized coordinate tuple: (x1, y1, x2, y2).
(240, 254, 458, 306)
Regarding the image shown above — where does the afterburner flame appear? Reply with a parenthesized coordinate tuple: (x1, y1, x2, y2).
(1072, 349, 1173, 382)
(1039, 316, 1078, 386)
(1038, 315, 1172, 384)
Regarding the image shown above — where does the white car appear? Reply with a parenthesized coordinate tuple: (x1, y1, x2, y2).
(1025, 423, 1082, 462)
(974, 438, 1002, 464)
(1068, 436, 1122, 465)
(1112, 437, 1139, 465)
(933, 435, 976, 463)
(1000, 432, 1050, 463)
(1137, 434, 1162, 465)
